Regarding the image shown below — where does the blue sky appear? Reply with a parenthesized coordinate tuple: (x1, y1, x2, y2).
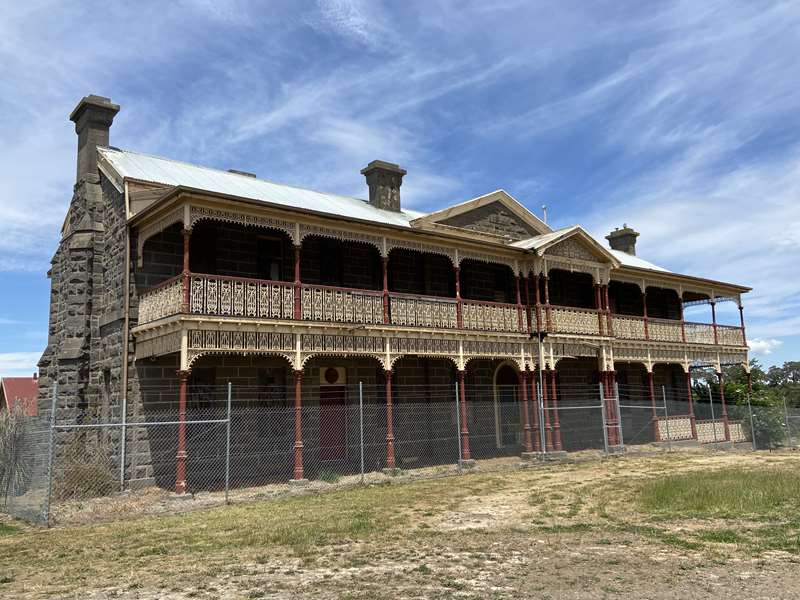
(1, 0, 798, 376)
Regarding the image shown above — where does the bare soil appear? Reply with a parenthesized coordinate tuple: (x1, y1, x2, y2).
(2, 449, 799, 599)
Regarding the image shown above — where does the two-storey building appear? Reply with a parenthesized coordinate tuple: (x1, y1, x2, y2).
(39, 96, 750, 492)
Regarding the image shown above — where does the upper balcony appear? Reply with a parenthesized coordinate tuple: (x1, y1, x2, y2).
(135, 219, 746, 348)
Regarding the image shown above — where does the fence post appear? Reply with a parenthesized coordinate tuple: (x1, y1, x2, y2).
(119, 389, 127, 493)
(359, 381, 365, 484)
(747, 389, 757, 451)
(537, 380, 546, 458)
(782, 394, 793, 448)
(661, 386, 672, 452)
(455, 380, 462, 473)
(599, 383, 609, 456)
(43, 382, 57, 527)
(707, 385, 717, 442)
(614, 382, 624, 452)
(224, 381, 232, 505)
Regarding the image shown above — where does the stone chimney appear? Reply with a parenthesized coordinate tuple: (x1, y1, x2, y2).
(606, 223, 639, 255)
(360, 160, 406, 212)
(69, 95, 120, 182)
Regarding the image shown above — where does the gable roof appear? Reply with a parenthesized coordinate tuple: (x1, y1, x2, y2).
(98, 147, 426, 229)
(409, 189, 551, 235)
(0, 377, 38, 416)
(512, 226, 621, 267)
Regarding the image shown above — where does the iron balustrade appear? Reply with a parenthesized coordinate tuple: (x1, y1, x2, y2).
(461, 299, 521, 332)
(389, 292, 458, 329)
(549, 306, 603, 336)
(136, 273, 745, 345)
(684, 321, 716, 345)
(138, 275, 183, 324)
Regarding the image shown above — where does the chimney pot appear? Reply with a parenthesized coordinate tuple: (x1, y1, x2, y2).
(70, 95, 120, 183)
(360, 160, 406, 212)
(606, 224, 640, 255)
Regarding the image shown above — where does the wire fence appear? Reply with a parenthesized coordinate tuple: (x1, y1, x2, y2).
(1, 381, 797, 526)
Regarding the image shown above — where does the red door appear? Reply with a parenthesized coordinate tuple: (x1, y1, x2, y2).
(320, 385, 346, 460)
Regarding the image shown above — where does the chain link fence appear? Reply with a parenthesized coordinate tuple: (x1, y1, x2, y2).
(2, 380, 797, 526)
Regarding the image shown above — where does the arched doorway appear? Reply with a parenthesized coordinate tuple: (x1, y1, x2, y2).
(494, 363, 521, 448)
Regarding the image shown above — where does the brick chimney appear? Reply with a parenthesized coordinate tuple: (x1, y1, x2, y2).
(69, 95, 120, 182)
(606, 224, 639, 255)
(361, 160, 406, 212)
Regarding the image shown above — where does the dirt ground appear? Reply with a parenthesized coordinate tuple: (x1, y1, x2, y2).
(2, 448, 800, 599)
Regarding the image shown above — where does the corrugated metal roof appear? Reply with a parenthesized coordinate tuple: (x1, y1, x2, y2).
(97, 148, 677, 278)
(98, 147, 426, 228)
(608, 249, 668, 272)
(510, 226, 579, 250)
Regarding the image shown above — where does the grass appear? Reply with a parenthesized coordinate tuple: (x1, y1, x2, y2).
(317, 469, 341, 484)
(637, 467, 800, 518)
(2, 453, 800, 598)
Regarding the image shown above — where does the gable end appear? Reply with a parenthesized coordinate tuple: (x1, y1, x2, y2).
(439, 200, 539, 241)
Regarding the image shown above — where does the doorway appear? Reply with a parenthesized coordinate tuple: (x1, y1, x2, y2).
(319, 367, 347, 460)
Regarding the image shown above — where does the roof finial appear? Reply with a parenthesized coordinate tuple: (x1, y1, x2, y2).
(541, 204, 548, 224)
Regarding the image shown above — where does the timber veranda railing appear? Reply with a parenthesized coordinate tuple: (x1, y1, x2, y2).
(137, 272, 746, 346)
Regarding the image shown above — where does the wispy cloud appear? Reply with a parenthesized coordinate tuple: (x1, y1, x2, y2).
(0, 352, 40, 378)
(748, 338, 783, 356)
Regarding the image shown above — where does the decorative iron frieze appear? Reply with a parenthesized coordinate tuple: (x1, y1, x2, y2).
(298, 223, 383, 254)
(189, 206, 297, 243)
(188, 329, 295, 352)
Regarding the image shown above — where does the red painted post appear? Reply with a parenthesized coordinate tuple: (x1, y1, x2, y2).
(514, 274, 525, 331)
(175, 369, 189, 494)
(550, 368, 562, 451)
(642, 291, 649, 340)
(542, 368, 553, 451)
(533, 273, 543, 333)
(718, 371, 730, 441)
(603, 371, 619, 446)
(604, 285, 613, 337)
(382, 257, 390, 325)
(384, 370, 396, 469)
(686, 371, 697, 439)
(293, 246, 302, 321)
(455, 266, 463, 329)
(530, 370, 541, 452)
(739, 304, 747, 346)
(457, 370, 471, 460)
(181, 229, 191, 314)
(648, 370, 659, 441)
(679, 300, 687, 343)
(543, 275, 552, 332)
(522, 274, 532, 334)
(711, 300, 718, 345)
(520, 369, 532, 452)
(293, 370, 304, 480)
(515, 275, 524, 332)
(595, 284, 604, 335)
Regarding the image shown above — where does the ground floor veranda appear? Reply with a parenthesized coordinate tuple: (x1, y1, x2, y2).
(127, 352, 747, 494)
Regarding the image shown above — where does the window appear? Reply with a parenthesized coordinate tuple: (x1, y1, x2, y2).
(257, 236, 284, 281)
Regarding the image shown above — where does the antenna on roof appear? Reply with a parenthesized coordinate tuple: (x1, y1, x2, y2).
(541, 204, 548, 224)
